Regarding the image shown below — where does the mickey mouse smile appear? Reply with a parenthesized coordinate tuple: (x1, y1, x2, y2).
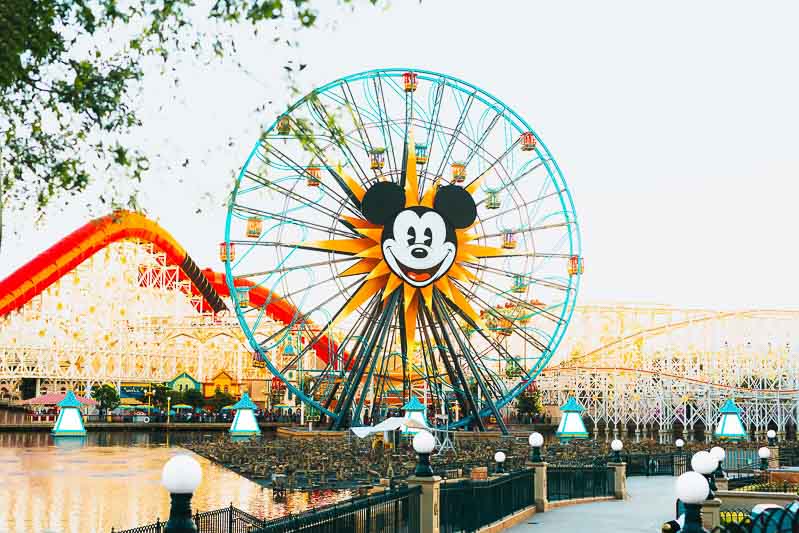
(384, 245, 455, 285)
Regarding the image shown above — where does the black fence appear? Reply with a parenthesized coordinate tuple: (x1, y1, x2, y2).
(112, 504, 265, 533)
(710, 505, 799, 532)
(779, 446, 799, 467)
(439, 469, 534, 533)
(113, 488, 420, 533)
(547, 463, 615, 502)
(723, 447, 761, 489)
(623, 452, 688, 477)
(253, 486, 420, 533)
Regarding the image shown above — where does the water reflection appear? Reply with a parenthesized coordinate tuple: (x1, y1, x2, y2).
(0, 431, 350, 533)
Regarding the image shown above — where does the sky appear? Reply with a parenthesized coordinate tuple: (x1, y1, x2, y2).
(2, 0, 798, 310)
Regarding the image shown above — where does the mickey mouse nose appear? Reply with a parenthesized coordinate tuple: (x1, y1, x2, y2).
(411, 248, 428, 259)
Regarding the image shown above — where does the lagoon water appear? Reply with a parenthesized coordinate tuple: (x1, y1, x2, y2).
(0, 431, 350, 533)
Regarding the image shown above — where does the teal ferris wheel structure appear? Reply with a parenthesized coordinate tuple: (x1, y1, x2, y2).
(224, 68, 582, 433)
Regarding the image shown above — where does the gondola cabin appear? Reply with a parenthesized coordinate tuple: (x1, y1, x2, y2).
(306, 165, 322, 187)
(415, 143, 428, 165)
(246, 217, 262, 238)
(403, 71, 418, 92)
(236, 287, 250, 308)
(502, 232, 517, 249)
(369, 147, 386, 170)
(512, 274, 527, 294)
(277, 116, 291, 135)
(486, 191, 501, 209)
(219, 242, 235, 262)
(520, 131, 537, 151)
(451, 162, 466, 184)
(568, 255, 584, 276)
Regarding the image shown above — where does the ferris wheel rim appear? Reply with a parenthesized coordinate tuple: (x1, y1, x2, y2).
(224, 67, 582, 429)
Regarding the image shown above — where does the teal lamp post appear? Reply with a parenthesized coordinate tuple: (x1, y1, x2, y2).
(713, 399, 747, 441)
(52, 391, 87, 436)
(555, 397, 588, 443)
(229, 392, 261, 437)
(161, 454, 202, 533)
(758, 446, 771, 471)
(528, 432, 544, 462)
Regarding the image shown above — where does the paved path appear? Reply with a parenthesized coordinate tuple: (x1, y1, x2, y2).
(510, 476, 677, 533)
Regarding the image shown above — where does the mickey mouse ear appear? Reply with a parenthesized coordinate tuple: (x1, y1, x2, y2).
(434, 185, 477, 229)
(361, 181, 406, 226)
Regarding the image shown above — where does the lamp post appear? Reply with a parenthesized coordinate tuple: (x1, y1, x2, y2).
(528, 432, 544, 462)
(494, 451, 506, 474)
(758, 446, 771, 471)
(161, 454, 202, 533)
(675, 438, 685, 450)
(674, 472, 710, 533)
(767, 429, 777, 446)
(611, 439, 623, 463)
(709, 446, 725, 479)
(690, 451, 717, 500)
(412, 431, 435, 477)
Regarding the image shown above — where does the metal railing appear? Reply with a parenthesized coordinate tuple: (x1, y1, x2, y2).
(439, 469, 534, 533)
(112, 505, 266, 533)
(710, 505, 799, 532)
(623, 452, 688, 477)
(252, 485, 421, 533)
(547, 463, 615, 502)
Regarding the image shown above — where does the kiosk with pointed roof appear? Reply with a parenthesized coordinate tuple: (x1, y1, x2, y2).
(52, 391, 87, 436)
(401, 396, 430, 436)
(714, 399, 748, 441)
(555, 397, 589, 443)
(229, 392, 261, 436)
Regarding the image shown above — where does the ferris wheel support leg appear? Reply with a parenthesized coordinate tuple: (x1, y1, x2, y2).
(433, 293, 508, 435)
(422, 304, 485, 432)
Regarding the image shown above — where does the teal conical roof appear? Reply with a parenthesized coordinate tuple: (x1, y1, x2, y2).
(402, 396, 425, 412)
(560, 397, 585, 413)
(232, 392, 257, 410)
(718, 399, 741, 414)
(58, 391, 82, 408)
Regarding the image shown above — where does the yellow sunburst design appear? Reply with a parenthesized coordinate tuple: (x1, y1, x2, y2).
(306, 132, 509, 348)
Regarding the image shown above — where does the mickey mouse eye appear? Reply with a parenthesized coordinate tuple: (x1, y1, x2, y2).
(423, 228, 433, 246)
(407, 227, 416, 246)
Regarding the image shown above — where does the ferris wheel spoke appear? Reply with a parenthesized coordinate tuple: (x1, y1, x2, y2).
(232, 203, 360, 240)
(432, 291, 508, 433)
(233, 256, 358, 280)
(373, 73, 400, 173)
(243, 169, 358, 225)
(264, 142, 364, 214)
(416, 81, 445, 198)
(463, 262, 569, 292)
(420, 302, 484, 431)
(432, 92, 475, 179)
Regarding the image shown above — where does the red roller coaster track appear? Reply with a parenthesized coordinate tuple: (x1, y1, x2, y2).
(0, 210, 338, 365)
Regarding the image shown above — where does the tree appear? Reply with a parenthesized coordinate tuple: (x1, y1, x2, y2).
(208, 388, 235, 412)
(183, 388, 205, 409)
(0, 0, 381, 245)
(91, 383, 120, 415)
(516, 390, 543, 417)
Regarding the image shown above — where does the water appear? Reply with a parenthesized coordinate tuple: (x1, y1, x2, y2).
(0, 431, 351, 533)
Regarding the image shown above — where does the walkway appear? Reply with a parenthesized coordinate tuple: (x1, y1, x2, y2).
(510, 476, 677, 533)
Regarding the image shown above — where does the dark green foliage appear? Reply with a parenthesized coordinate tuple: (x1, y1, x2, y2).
(90, 383, 120, 414)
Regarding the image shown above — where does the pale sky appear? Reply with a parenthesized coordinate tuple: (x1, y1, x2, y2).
(2, 0, 798, 310)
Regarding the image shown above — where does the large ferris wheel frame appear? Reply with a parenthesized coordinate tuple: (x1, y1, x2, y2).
(224, 68, 582, 433)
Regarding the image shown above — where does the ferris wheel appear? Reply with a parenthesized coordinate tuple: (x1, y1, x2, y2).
(223, 68, 581, 433)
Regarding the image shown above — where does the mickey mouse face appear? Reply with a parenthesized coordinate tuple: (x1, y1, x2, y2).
(383, 207, 455, 287)
(360, 182, 477, 288)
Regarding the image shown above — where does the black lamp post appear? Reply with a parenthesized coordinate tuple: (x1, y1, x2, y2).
(494, 451, 506, 474)
(161, 455, 202, 533)
(528, 432, 543, 462)
(675, 472, 710, 533)
(412, 431, 435, 477)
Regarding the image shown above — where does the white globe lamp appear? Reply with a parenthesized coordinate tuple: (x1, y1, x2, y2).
(412, 430, 436, 477)
(494, 451, 506, 474)
(528, 432, 544, 462)
(611, 439, 623, 462)
(767, 429, 777, 445)
(675, 472, 711, 533)
(675, 438, 685, 449)
(161, 454, 202, 533)
(758, 446, 771, 470)
(690, 451, 717, 499)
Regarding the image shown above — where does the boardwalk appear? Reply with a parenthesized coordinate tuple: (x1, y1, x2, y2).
(510, 476, 677, 533)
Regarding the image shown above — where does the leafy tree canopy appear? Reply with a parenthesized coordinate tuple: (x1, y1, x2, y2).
(91, 383, 120, 413)
(0, 0, 379, 242)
